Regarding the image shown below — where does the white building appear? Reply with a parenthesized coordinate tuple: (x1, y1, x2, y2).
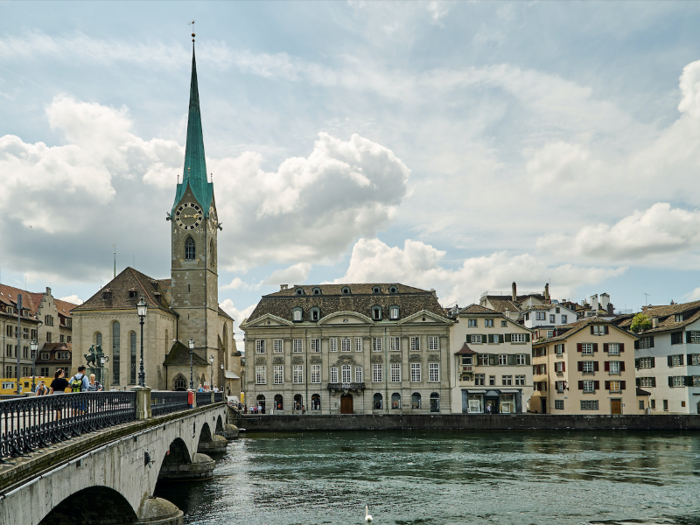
(520, 302, 578, 341)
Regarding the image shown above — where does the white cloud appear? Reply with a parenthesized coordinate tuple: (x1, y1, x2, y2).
(58, 294, 83, 305)
(524, 141, 592, 188)
(537, 203, 700, 265)
(427, 1, 450, 27)
(678, 59, 700, 118)
(219, 299, 256, 341)
(261, 263, 312, 287)
(335, 238, 624, 305)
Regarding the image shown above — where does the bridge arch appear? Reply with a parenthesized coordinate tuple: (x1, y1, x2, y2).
(38, 486, 138, 525)
(198, 422, 213, 446)
(215, 415, 224, 435)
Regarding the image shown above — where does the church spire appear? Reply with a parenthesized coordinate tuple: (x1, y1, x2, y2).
(172, 35, 213, 215)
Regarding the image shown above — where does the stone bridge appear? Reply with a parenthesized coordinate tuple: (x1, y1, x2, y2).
(0, 389, 236, 525)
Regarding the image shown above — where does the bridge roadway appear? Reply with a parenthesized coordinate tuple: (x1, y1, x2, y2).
(0, 388, 233, 525)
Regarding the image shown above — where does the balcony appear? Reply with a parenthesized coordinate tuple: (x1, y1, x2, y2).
(327, 382, 366, 393)
(462, 365, 473, 373)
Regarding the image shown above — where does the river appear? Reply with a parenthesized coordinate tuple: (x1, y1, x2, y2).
(154, 430, 700, 525)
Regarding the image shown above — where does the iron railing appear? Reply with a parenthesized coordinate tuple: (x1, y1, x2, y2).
(196, 392, 212, 406)
(0, 392, 136, 460)
(214, 392, 223, 403)
(151, 391, 190, 416)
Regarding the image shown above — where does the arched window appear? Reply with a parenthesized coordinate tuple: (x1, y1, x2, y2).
(311, 393, 321, 411)
(112, 322, 120, 385)
(274, 394, 283, 411)
(389, 305, 400, 319)
(430, 392, 440, 413)
(341, 286, 351, 295)
(411, 392, 422, 410)
(173, 374, 188, 391)
(372, 286, 381, 294)
(310, 307, 321, 322)
(95, 332, 102, 348)
(185, 237, 195, 260)
(391, 393, 401, 410)
(294, 394, 303, 411)
(373, 393, 383, 410)
(292, 308, 303, 322)
(295, 288, 305, 295)
(130, 331, 137, 384)
(372, 306, 382, 321)
(256, 395, 266, 409)
(389, 285, 398, 294)
(312, 287, 322, 295)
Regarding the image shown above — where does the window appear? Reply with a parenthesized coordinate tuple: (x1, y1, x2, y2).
(470, 334, 483, 344)
(295, 288, 305, 295)
(592, 325, 607, 335)
(391, 393, 401, 409)
(475, 374, 485, 386)
(637, 357, 655, 369)
(511, 333, 527, 343)
(550, 315, 556, 323)
(609, 361, 620, 374)
(312, 287, 322, 295)
(330, 338, 338, 352)
(130, 331, 137, 384)
(256, 366, 266, 385)
(479, 354, 489, 366)
(372, 286, 381, 294)
(411, 363, 421, 382)
(331, 367, 338, 383)
(311, 394, 321, 410)
(583, 361, 595, 374)
(372, 338, 382, 352)
(273, 339, 283, 353)
(428, 336, 439, 351)
(293, 309, 302, 322)
(671, 376, 685, 388)
(485, 319, 494, 328)
(583, 380, 595, 393)
(498, 354, 507, 365)
(639, 400, 645, 411)
(372, 364, 383, 383)
(391, 363, 401, 382)
(489, 375, 496, 386)
(689, 331, 700, 343)
(608, 343, 620, 356)
(311, 339, 320, 353)
(390, 337, 400, 351)
(581, 400, 599, 410)
(372, 306, 382, 320)
(341, 338, 351, 352)
(112, 321, 120, 384)
(555, 307, 561, 313)
(675, 314, 684, 322)
(184, 237, 195, 260)
(638, 337, 654, 349)
(547, 330, 553, 339)
(651, 400, 656, 410)
(311, 365, 321, 383)
(411, 393, 422, 409)
(40, 367, 49, 377)
(274, 365, 284, 384)
(429, 363, 439, 382)
(515, 375, 525, 386)
(310, 308, 320, 321)
(293, 339, 303, 353)
(468, 319, 478, 327)
(256, 340, 266, 354)
(608, 380, 621, 392)
(554, 361, 565, 373)
(341, 286, 351, 295)
(293, 365, 303, 384)
(410, 337, 420, 351)
(389, 286, 398, 294)
(46, 332, 52, 343)
(555, 400, 565, 410)
(639, 377, 656, 388)
(502, 375, 513, 386)
(355, 337, 363, 352)
(374, 393, 383, 409)
(341, 365, 351, 383)
(355, 366, 363, 383)
(561, 315, 568, 323)
(671, 332, 683, 345)
(663, 399, 669, 411)
(536, 312, 546, 321)
(670, 354, 684, 367)
(582, 343, 593, 355)
(501, 320, 507, 327)
(390, 306, 399, 319)
(516, 354, 526, 365)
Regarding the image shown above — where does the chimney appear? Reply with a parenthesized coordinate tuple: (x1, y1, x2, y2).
(431, 289, 437, 298)
(600, 293, 610, 311)
(590, 294, 599, 312)
(512, 282, 517, 302)
(652, 316, 659, 328)
(280, 284, 288, 291)
(544, 283, 550, 302)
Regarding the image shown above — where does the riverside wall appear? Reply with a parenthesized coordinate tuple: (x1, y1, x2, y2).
(231, 413, 700, 432)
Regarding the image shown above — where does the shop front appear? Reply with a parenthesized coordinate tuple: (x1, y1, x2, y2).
(462, 389, 522, 414)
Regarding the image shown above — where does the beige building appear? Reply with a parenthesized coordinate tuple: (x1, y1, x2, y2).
(241, 284, 453, 414)
(448, 304, 534, 414)
(531, 318, 637, 414)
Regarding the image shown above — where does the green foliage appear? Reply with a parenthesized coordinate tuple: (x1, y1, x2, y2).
(630, 313, 652, 333)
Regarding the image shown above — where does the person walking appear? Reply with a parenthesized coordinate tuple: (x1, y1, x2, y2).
(69, 366, 90, 415)
(87, 374, 102, 391)
(49, 369, 69, 420)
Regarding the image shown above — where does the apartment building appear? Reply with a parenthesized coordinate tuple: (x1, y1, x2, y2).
(520, 302, 578, 341)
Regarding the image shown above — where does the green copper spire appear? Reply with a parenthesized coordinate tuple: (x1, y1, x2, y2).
(172, 42, 213, 215)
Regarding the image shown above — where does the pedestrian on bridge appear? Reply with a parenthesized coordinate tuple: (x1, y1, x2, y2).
(49, 369, 69, 420)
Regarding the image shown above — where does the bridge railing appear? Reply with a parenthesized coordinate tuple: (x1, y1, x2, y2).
(214, 392, 223, 403)
(0, 392, 136, 460)
(151, 391, 190, 416)
(196, 392, 212, 407)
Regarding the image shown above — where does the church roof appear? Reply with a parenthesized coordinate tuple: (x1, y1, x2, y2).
(164, 340, 209, 366)
(171, 43, 214, 215)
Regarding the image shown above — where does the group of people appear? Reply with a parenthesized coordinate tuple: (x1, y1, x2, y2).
(34, 366, 103, 395)
(196, 384, 220, 393)
(242, 404, 265, 414)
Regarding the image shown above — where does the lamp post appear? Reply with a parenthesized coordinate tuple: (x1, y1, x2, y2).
(30, 340, 38, 393)
(137, 297, 148, 387)
(220, 363, 224, 394)
(188, 338, 195, 390)
(209, 355, 214, 391)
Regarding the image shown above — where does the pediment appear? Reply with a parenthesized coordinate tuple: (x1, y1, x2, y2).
(241, 313, 293, 328)
(318, 311, 374, 326)
(398, 309, 452, 325)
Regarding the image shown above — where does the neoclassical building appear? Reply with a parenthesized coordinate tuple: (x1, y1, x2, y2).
(72, 42, 239, 394)
(241, 284, 453, 414)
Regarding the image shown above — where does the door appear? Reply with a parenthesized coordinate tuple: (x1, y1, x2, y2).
(611, 399, 622, 415)
(340, 394, 354, 414)
(540, 398, 547, 414)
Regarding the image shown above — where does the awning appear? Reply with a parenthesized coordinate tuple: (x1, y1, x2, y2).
(500, 389, 520, 393)
(225, 371, 240, 379)
(455, 342, 476, 355)
(463, 389, 486, 394)
(485, 390, 500, 397)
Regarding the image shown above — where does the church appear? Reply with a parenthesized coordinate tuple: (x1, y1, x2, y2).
(72, 40, 241, 395)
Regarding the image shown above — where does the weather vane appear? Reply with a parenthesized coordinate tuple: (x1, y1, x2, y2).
(188, 20, 195, 42)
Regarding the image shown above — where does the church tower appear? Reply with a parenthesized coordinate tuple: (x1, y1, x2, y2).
(169, 37, 220, 364)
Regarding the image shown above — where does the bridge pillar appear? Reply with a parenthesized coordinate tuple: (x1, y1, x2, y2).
(158, 452, 215, 481)
(132, 386, 152, 420)
(198, 434, 228, 453)
(220, 423, 239, 440)
(134, 496, 184, 525)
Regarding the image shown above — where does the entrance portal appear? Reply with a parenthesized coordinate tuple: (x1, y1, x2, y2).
(540, 398, 547, 414)
(611, 399, 622, 415)
(340, 394, 354, 414)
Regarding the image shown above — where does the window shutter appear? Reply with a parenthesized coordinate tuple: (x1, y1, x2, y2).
(680, 354, 685, 366)
(489, 354, 496, 366)
(578, 361, 583, 372)
(590, 326, 594, 335)
(651, 377, 656, 387)
(620, 362, 625, 372)
(604, 361, 610, 372)
(619, 343, 624, 353)
(505, 334, 511, 343)
(508, 354, 515, 366)
(668, 376, 673, 387)
(562, 344, 565, 353)
(650, 357, 655, 368)
(578, 381, 584, 390)
(498, 334, 504, 344)
(605, 380, 610, 390)
(593, 343, 599, 353)
(577, 343, 583, 352)
(668, 355, 673, 367)
(526, 355, 531, 365)
(526, 334, 531, 342)
(636, 377, 640, 387)
(620, 380, 626, 390)
(635, 358, 640, 369)
(689, 354, 693, 365)
(686, 376, 694, 387)
(562, 361, 565, 372)
(687, 331, 693, 344)
(605, 326, 609, 335)
(594, 361, 599, 372)
(650, 336, 655, 348)
(604, 343, 609, 353)
(634, 340, 639, 350)
(594, 380, 600, 390)
(543, 364, 547, 374)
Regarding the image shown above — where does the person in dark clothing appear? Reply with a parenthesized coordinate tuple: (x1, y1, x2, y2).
(49, 369, 69, 420)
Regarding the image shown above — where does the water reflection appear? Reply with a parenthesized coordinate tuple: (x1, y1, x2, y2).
(155, 431, 700, 525)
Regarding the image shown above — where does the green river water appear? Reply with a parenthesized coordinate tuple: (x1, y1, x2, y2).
(154, 430, 700, 525)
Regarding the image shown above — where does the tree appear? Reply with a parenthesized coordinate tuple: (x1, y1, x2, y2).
(630, 313, 652, 333)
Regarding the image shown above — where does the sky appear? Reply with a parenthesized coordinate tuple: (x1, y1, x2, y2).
(2, 1, 700, 340)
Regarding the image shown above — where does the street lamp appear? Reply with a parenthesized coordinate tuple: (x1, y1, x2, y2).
(137, 297, 148, 387)
(209, 355, 214, 391)
(220, 363, 224, 394)
(188, 338, 195, 390)
(30, 340, 38, 392)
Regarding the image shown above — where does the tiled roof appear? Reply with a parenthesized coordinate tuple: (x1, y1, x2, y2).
(484, 298, 522, 313)
(532, 317, 635, 345)
(455, 342, 476, 354)
(613, 301, 700, 334)
(54, 298, 78, 317)
(163, 340, 209, 366)
(456, 304, 498, 315)
(0, 284, 40, 314)
(246, 283, 446, 324)
(73, 267, 176, 315)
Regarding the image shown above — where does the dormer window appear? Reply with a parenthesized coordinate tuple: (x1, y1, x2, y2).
(128, 290, 137, 299)
(102, 290, 111, 300)
(312, 287, 322, 295)
(675, 314, 684, 322)
(292, 308, 303, 322)
(310, 307, 321, 321)
(341, 286, 351, 295)
(390, 306, 399, 319)
(372, 286, 381, 294)
(295, 288, 305, 295)
(389, 286, 398, 294)
(372, 306, 382, 321)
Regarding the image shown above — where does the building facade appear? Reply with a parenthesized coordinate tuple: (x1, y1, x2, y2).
(531, 318, 637, 414)
(448, 305, 534, 414)
(241, 284, 453, 415)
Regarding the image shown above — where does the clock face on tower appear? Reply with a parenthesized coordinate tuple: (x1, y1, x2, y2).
(175, 202, 203, 230)
(208, 207, 218, 234)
